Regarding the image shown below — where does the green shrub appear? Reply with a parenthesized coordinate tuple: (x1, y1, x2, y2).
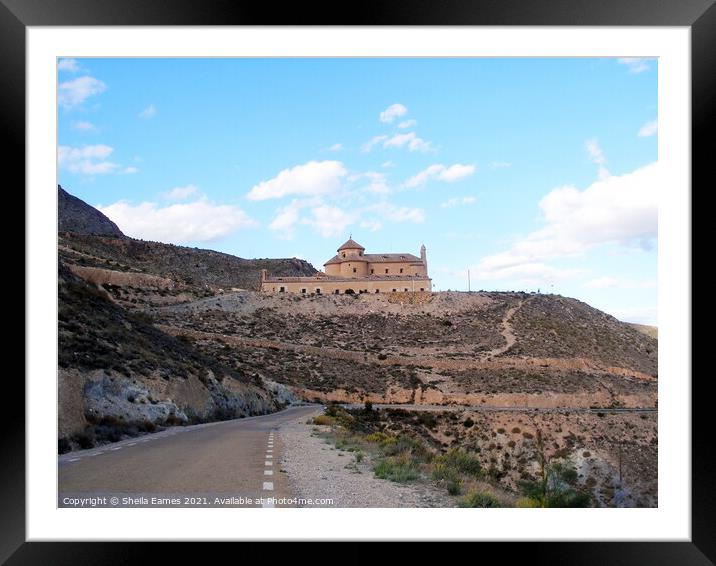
(433, 449, 482, 477)
(373, 454, 421, 483)
(313, 415, 335, 426)
(365, 431, 395, 445)
(325, 402, 341, 417)
(518, 459, 591, 508)
(460, 490, 501, 508)
(432, 461, 462, 484)
(381, 435, 431, 463)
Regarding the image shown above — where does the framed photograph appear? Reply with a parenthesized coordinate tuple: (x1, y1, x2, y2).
(12, 0, 707, 561)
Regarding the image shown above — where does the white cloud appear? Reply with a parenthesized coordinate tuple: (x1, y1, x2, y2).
(398, 119, 417, 129)
(361, 135, 388, 153)
(360, 219, 382, 232)
(58, 76, 106, 109)
(618, 58, 653, 74)
(382, 161, 395, 168)
(163, 184, 199, 201)
(59, 144, 139, 176)
(638, 120, 658, 137)
(363, 132, 431, 153)
(139, 104, 157, 119)
(488, 161, 511, 170)
(441, 196, 476, 208)
(379, 103, 408, 123)
(353, 171, 391, 195)
(269, 200, 304, 240)
(58, 144, 118, 175)
(383, 132, 431, 152)
(97, 198, 257, 244)
(404, 163, 475, 188)
(473, 161, 659, 284)
(585, 138, 610, 180)
(58, 58, 80, 72)
(328, 143, 343, 152)
(303, 205, 354, 238)
(247, 160, 347, 201)
(71, 121, 96, 132)
(370, 202, 425, 223)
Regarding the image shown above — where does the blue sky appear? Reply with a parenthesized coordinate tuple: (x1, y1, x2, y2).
(57, 57, 658, 324)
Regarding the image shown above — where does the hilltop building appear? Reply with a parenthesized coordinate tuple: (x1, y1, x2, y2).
(261, 237, 432, 295)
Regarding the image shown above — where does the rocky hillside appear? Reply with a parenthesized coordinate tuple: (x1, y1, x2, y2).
(59, 233, 316, 291)
(57, 263, 280, 453)
(149, 291, 658, 410)
(58, 185, 125, 237)
(58, 185, 317, 291)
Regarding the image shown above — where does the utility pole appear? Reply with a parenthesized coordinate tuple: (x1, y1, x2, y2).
(468, 269, 471, 292)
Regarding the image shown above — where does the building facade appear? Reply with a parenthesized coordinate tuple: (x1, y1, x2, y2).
(261, 238, 432, 295)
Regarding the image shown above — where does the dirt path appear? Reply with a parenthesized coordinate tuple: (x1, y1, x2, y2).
(483, 299, 523, 358)
(157, 324, 657, 382)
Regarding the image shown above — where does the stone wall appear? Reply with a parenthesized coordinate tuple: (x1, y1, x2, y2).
(261, 277, 432, 295)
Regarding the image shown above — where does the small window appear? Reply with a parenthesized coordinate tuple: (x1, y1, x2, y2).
(420, 288, 425, 292)
(342, 252, 346, 258)
(405, 288, 409, 292)
(301, 288, 306, 294)
(353, 268, 357, 273)
(375, 289, 380, 293)
(334, 289, 340, 294)
(385, 269, 389, 274)
(316, 288, 322, 295)
(279, 287, 285, 293)
(392, 289, 397, 292)
(370, 269, 374, 274)
(400, 268, 403, 274)
(359, 251, 363, 256)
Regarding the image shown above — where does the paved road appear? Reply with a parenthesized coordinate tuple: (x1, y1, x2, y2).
(342, 403, 657, 414)
(58, 405, 320, 508)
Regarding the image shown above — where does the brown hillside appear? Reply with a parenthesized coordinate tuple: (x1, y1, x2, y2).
(58, 263, 277, 453)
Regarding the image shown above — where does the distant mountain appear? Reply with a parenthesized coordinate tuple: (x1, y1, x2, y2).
(57, 185, 317, 291)
(58, 185, 125, 237)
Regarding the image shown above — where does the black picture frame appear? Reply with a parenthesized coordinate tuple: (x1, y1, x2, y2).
(9, 0, 708, 562)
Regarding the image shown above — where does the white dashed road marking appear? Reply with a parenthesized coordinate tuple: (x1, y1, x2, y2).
(262, 499, 275, 508)
(68, 458, 80, 462)
(264, 470, 273, 476)
(263, 482, 274, 491)
(110, 447, 122, 451)
(265, 460, 272, 466)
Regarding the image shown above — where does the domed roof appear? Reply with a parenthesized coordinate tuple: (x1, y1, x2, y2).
(337, 238, 365, 252)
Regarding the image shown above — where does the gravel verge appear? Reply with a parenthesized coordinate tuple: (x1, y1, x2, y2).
(279, 412, 456, 508)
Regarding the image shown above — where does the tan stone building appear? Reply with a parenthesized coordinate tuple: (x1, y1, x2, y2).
(261, 237, 432, 295)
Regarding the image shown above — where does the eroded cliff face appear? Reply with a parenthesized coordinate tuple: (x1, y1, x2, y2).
(58, 367, 276, 451)
(57, 263, 278, 453)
